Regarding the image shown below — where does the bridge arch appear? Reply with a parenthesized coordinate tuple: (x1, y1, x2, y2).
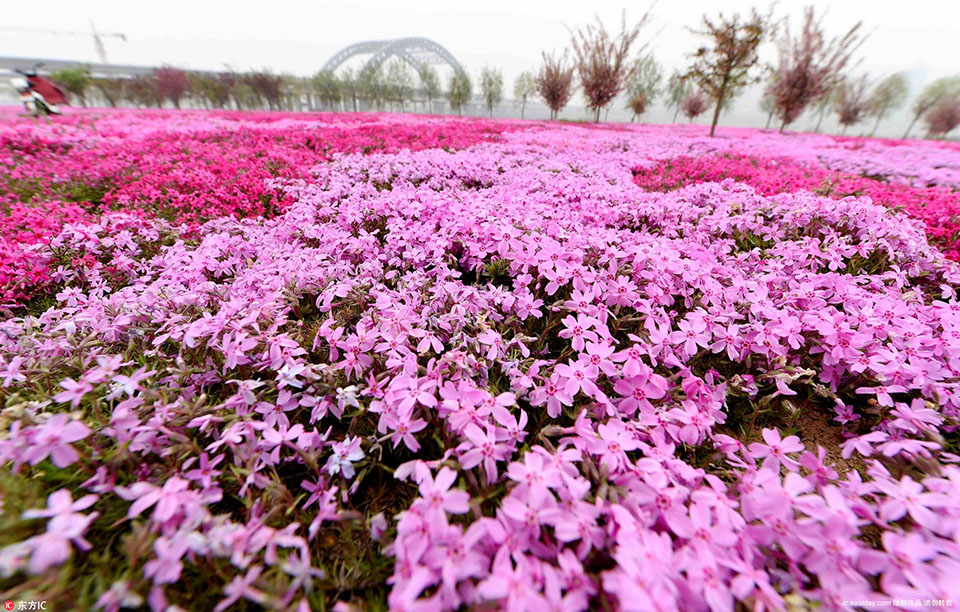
(321, 37, 465, 76)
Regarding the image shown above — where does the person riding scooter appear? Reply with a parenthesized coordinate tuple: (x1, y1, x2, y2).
(10, 65, 67, 116)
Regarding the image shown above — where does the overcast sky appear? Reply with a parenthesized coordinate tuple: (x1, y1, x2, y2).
(2, 0, 958, 135)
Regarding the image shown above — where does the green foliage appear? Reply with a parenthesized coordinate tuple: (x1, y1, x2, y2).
(513, 71, 537, 119)
(51, 67, 92, 106)
(417, 65, 441, 107)
(624, 54, 662, 119)
(313, 70, 343, 110)
(447, 71, 472, 116)
(384, 60, 414, 111)
(479, 66, 504, 117)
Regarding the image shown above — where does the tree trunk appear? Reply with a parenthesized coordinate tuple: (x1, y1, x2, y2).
(709, 78, 728, 137)
(765, 111, 773, 129)
(672, 108, 680, 123)
(594, 107, 601, 123)
(815, 107, 826, 133)
(903, 114, 919, 139)
(870, 109, 884, 137)
(780, 117, 788, 134)
(521, 101, 525, 119)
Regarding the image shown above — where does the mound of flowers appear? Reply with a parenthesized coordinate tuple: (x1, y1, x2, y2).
(2, 118, 960, 611)
(0, 109, 513, 307)
(632, 153, 960, 261)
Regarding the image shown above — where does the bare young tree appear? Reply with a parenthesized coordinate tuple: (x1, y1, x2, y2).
(385, 59, 414, 112)
(536, 51, 575, 120)
(359, 65, 387, 111)
(904, 76, 960, 138)
(759, 84, 776, 129)
(479, 66, 504, 117)
(770, 6, 863, 133)
(867, 72, 908, 136)
(925, 96, 960, 138)
(685, 7, 769, 136)
(665, 70, 690, 123)
(513, 71, 537, 119)
(153, 66, 190, 109)
(313, 70, 342, 111)
(624, 54, 662, 122)
(340, 67, 361, 112)
(811, 85, 836, 133)
(447, 70, 472, 116)
(681, 89, 711, 122)
(570, 8, 653, 122)
(418, 65, 441, 114)
(92, 77, 126, 108)
(833, 74, 871, 134)
(245, 70, 284, 110)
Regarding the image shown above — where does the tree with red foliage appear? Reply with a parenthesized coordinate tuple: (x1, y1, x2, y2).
(833, 74, 871, 134)
(685, 7, 769, 136)
(536, 51, 575, 120)
(570, 9, 653, 122)
(153, 66, 189, 109)
(867, 72, 908, 136)
(925, 96, 960, 138)
(680, 90, 711, 122)
(770, 7, 863, 133)
(904, 76, 960, 138)
(128, 74, 162, 108)
(245, 70, 284, 110)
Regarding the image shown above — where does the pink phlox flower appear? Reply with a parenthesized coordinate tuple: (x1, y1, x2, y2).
(381, 405, 429, 452)
(24, 413, 90, 468)
(477, 329, 507, 360)
(841, 431, 890, 459)
(417, 467, 470, 518)
(325, 436, 364, 479)
(213, 565, 268, 612)
(889, 399, 943, 434)
(558, 314, 600, 352)
(506, 449, 563, 505)
(21, 489, 99, 574)
(748, 428, 804, 471)
(855, 383, 908, 407)
(0, 356, 27, 387)
(528, 375, 573, 419)
(492, 404, 528, 444)
(554, 357, 600, 398)
(53, 377, 94, 408)
(874, 475, 948, 532)
(459, 424, 511, 484)
(23, 489, 98, 520)
(670, 314, 711, 357)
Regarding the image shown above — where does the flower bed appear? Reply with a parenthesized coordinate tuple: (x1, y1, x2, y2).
(0, 109, 512, 306)
(1, 112, 960, 611)
(632, 153, 960, 260)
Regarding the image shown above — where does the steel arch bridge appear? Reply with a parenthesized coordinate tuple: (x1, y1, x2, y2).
(321, 37, 465, 75)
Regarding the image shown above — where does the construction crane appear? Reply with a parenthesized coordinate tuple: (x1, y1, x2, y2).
(0, 22, 126, 64)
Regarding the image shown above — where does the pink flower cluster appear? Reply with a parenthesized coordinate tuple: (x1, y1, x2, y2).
(1, 112, 960, 610)
(0, 108, 513, 305)
(633, 153, 960, 260)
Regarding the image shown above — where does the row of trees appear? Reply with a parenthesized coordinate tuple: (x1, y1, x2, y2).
(523, 5, 960, 138)
(311, 61, 508, 117)
(51, 66, 288, 111)
(44, 6, 960, 138)
(52, 61, 510, 117)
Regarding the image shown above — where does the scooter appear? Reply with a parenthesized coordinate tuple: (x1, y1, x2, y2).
(10, 65, 67, 116)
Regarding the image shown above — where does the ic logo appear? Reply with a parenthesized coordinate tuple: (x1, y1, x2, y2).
(4, 601, 14, 611)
